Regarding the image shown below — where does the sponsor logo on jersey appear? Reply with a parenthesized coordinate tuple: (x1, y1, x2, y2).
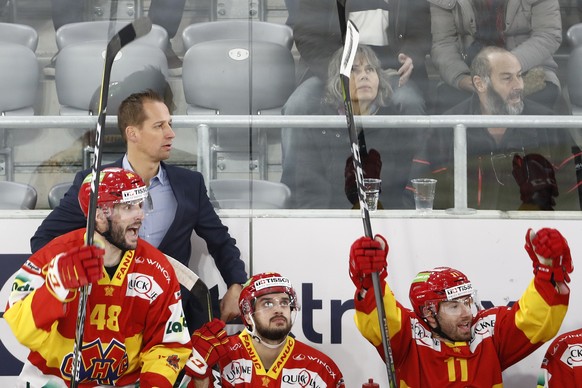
(469, 314, 495, 351)
(281, 368, 325, 387)
(23, 260, 41, 274)
(146, 258, 172, 284)
(126, 273, 163, 301)
(222, 358, 253, 385)
(410, 317, 438, 350)
(254, 276, 291, 291)
(163, 302, 189, 344)
(61, 338, 129, 385)
(445, 283, 473, 300)
(561, 344, 582, 367)
(113, 250, 134, 286)
(11, 275, 34, 293)
(270, 338, 294, 375)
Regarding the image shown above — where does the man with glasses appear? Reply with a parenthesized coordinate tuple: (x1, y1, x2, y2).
(409, 46, 579, 210)
(349, 228, 573, 387)
(179, 272, 346, 387)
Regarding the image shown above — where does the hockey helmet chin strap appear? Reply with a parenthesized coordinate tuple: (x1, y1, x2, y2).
(246, 315, 288, 350)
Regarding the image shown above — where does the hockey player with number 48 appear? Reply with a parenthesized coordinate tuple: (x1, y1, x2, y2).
(349, 227, 573, 387)
(180, 272, 345, 388)
(4, 168, 192, 387)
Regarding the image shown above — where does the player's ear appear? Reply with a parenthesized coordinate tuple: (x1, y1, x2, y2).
(422, 306, 438, 328)
(95, 206, 110, 233)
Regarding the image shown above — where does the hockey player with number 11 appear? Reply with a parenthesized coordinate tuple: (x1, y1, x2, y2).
(349, 227, 573, 387)
(4, 168, 192, 387)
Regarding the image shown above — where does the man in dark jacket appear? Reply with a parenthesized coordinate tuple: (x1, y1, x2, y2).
(31, 90, 248, 326)
(409, 47, 579, 211)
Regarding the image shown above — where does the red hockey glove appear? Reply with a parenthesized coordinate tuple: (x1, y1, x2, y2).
(525, 228, 573, 283)
(349, 235, 388, 290)
(345, 149, 382, 205)
(46, 245, 104, 302)
(185, 318, 229, 379)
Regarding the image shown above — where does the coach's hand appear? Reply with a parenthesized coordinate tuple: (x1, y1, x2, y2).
(46, 245, 104, 302)
(349, 235, 388, 291)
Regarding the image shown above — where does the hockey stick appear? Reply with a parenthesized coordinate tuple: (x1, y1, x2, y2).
(336, 0, 368, 158)
(166, 255, 214, 324)
(70, 17, 153, 388)
(336, 5, 398, 387)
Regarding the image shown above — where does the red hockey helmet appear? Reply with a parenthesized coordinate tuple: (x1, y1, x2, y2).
(239, 272, 300, 327)
(78, 167, 148, 217)
(409, 267, 474, 317)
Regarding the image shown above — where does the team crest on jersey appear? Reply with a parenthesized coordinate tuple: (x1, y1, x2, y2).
(167, 354, 181, 370)
(61, 338, 128, 385)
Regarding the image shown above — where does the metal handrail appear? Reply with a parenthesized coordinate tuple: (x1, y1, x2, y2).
(1, 114, 581, 212)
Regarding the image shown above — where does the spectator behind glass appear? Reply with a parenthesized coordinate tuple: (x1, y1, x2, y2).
(409, 46, 579, 211)
(281, 0, 431, 167)
(281, 45, 424, 209)
(430, 0, 563, 113)
(538, 327, 582, 387)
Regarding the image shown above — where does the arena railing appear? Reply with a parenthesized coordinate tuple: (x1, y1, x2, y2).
(1, 114, 581, 217)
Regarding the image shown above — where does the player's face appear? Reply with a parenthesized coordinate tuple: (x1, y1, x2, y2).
(349, 55, 380, 112)
(436, 296, 475, 342)
(484, 53, 524, 115)
(132, 100, 175, 162)
(252, 292, 293, 342)
(107, 202, 144, 250)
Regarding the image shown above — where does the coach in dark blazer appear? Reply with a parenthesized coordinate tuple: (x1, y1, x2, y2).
(31, 90, 247, 325)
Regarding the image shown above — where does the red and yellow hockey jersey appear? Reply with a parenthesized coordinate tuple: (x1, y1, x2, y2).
(354, 277, 569, 387)
(4, 228, 192, 387)
(538, 327, 582, 387)
(207, 330, 345, 387)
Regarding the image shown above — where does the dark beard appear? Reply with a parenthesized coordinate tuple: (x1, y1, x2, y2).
(102, 219, 135, 251)
(485, 86, 524, 115)
(255, 318, 291, 342)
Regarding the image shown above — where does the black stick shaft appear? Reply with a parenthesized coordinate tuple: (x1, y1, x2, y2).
(70, 17, 152, 387)
(336, 6, 398, 386)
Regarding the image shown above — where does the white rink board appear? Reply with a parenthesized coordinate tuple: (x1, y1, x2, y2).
(1, 214, 581, 387)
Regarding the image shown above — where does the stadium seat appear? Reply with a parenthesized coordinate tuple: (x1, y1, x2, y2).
(0, 23, 40, 181)
(54, 39, 169, 168)
(48, 181, 73, 209)
(182, 20, 293, 51)
(0, 22, 38, 50)
(209, 179, 291, 209)
(567, 23, 582, 115)
(55, 20, 168, 51)
(0, 181, 37, 209)
(181, 20, 295, 180)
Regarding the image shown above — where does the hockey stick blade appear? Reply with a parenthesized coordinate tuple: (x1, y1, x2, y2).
(166, 255, 214, 323)
(70, 17, 153, 388)
(338, 15, 398, 388)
